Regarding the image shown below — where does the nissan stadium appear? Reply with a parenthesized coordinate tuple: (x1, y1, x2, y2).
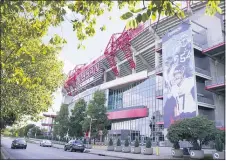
(61, 1, 225, 145)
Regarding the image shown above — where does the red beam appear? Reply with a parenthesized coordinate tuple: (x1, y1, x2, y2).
(202, 42, 225, 53)
(107, 108, 148, 120)
(205, 83, 225, 90)
(156, 96, 163, 99)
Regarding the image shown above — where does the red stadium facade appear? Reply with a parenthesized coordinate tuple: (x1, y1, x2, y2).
(62, 2, 225, 144)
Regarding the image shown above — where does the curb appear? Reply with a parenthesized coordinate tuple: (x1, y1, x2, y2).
(27, 140, 168, 160)
(1, 146, 14, 160)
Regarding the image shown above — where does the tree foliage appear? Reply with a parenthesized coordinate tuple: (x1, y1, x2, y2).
(167, 116, 217, 150)
(82, 91, 110, 139)
(53, 104, 69, 138)
(1, 1, 65, 128)
(68, 99, 86, 138)
(146, 138, 152, 148)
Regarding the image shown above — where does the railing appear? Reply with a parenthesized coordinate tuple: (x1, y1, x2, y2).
(195, 67, 211, 77)
(191, 20, 208, 49)
(197, 95, 214, 105)
(205, 76, 225, 87)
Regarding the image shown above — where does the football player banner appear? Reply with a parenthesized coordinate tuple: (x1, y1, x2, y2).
(162, 20, 197, 128)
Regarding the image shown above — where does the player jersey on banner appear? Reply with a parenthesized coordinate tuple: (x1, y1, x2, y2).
(171, 77, 196, 116)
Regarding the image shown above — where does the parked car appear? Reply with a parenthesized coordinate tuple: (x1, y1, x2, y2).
(40, 140, 52, 147)
(64, 140, 85, 152)
(11, 138, 27, 149)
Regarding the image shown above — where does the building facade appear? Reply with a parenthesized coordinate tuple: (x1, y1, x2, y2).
(62, 2, 225, 144)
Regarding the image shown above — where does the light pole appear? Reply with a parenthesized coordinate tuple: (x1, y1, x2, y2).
(87, 115, 97, 148)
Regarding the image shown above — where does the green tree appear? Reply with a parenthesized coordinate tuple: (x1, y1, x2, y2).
(24, 124, 36, 137)
(29, 126, 42, 137)
(82, 91, 110, 140)
(1, 2, 66, 128)
(68, 99, 86, 138)
(167, 116, 216, 150)
(54, 104, 69, 138)
(1, 1, 222, 49)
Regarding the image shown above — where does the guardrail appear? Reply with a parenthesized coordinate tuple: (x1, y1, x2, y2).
(195, 67, 211, 77)
(197, 95, 214, 105)
(205, 76, 225, 87)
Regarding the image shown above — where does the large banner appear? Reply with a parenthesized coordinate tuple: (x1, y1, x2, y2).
(163, 21, 197, 128)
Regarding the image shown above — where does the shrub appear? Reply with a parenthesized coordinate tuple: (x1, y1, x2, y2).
(134, 138, 139, 147)
(173, 141, 180, 149)
(167, 116, 216, 150)
(124, 138, 129, 147)
(108, 138, 113, 146)
(117, 138, 121, 146)
(146, 138, 152, 148)
(215, 136, 223, 152)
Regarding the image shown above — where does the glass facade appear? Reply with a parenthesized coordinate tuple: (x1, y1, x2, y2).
(67, 75, 164, 142)
(108, 76, 164, 142)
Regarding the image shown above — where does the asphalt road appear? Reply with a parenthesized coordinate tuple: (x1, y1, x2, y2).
(1, 137, 121, 160)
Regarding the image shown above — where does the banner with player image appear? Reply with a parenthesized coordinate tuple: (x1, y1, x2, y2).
(162, 21, 197, 128)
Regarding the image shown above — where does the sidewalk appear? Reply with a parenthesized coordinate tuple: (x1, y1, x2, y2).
(51, 143, 173, 159)
(28, 139, 215, 160)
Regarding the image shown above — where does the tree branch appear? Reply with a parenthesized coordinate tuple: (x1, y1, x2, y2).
(143, 0, 146, 9)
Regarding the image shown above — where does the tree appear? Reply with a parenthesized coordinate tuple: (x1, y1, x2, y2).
(82, 91, 110, 140)
(1, 2, 66, 128)
(166, 120, 185, 149)
(68, 99, 86, 138)
(1, 1, 221, 49)
(167, 116, 216, 150)
(53, 104, 69, 138)
(29, 126, 42, 137)
(24, 124, 36, 137)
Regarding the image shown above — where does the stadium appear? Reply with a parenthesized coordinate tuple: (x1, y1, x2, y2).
(61, 1, 225, 145)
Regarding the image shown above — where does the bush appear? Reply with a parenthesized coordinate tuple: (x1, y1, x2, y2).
(173, 141, 180, 149)
(134, 138, 139, 147)
(146, 138, 152, 148)
(117, 138, 121, 146)
(167, 116, 216, 150)
(215, 136, 223, 152)
(124, 138, 129, 147)
(108, 138, 113, 146)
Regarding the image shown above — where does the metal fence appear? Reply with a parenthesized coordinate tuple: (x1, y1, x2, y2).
(205, 76, 225, 87)
(195, 67, 211, 77)
(197, 95, 214, 105)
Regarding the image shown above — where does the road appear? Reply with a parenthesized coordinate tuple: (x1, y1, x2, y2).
(1, 137, 122, 160)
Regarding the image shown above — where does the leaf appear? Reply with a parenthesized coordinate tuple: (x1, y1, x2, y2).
(151, 13, 156, 21)
(129, 7, 143, 13)
(136, 14, 142, 23)
(100, 25, 106, 31)
(131, 19, 138, 29)
(120, 12, 134, 20)
(142, 13, 149, 23)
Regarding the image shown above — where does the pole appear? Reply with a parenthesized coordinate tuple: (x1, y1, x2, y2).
(88, 118, 92, 148)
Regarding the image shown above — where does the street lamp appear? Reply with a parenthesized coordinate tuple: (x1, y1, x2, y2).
(87, 115, 97, 147)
